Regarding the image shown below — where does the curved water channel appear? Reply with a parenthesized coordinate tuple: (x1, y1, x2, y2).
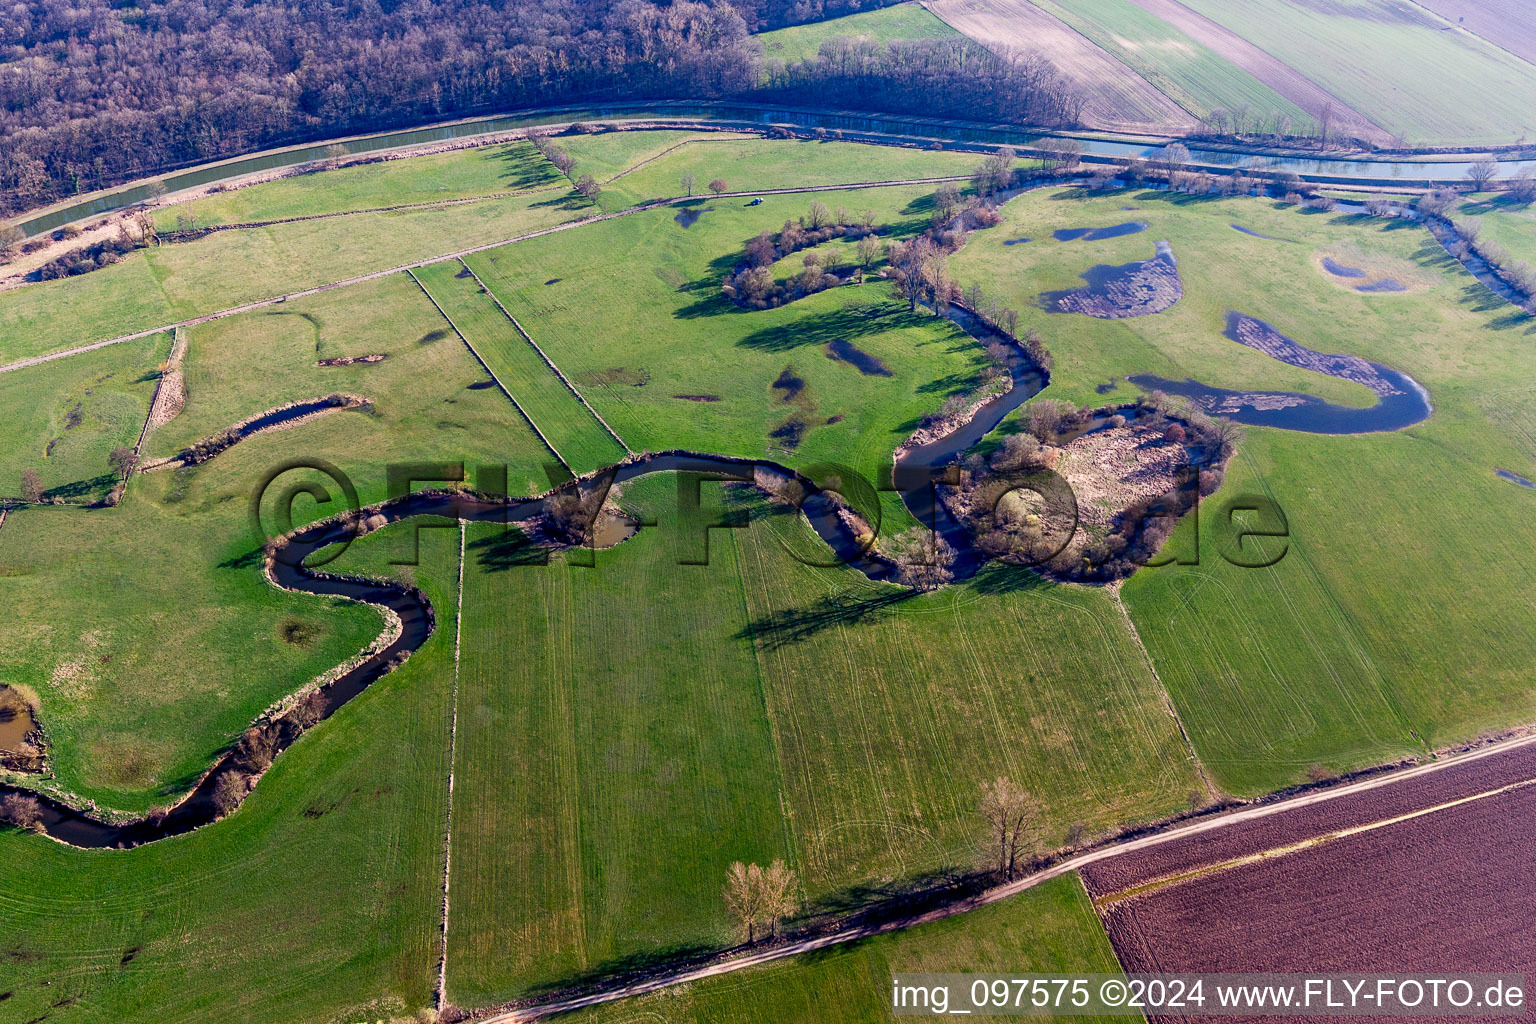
(13, 99, 1529, 240)
(2, 198, 1437, 847)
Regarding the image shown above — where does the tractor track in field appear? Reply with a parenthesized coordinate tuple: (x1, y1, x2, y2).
(0, 176, 972, 379)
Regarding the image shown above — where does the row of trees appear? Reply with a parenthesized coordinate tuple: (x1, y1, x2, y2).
(529, 133, 601, 204)
(0, 0, 1089, 221)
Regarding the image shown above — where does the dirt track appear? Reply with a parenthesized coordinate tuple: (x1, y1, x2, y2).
(923, 0, 1199, 134)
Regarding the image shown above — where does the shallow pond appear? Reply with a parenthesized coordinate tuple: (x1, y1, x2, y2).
(1322, 256, 1368, 278)
(1053, 221, 1147, 242)
(825, 338, 893, 376)
(1497, 469, 1536, 488)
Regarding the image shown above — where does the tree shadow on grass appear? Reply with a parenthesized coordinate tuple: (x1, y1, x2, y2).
(965, 561, 1057, 597)
(797, 865, 987, 932)
(42, 474, 114, 501)
(218, 547, 265, 570)
(735, 588, 915, 650)
(468, 527, 547, 570)
(736, 304, 933, 354)
(519, 942, 723, 999)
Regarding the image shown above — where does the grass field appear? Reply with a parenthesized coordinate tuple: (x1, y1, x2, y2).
(1173, 0, 1536, 144)
(151, 140, 565, 230)
(411, 260, 628, 476)
(1456, 192, 1536, 267)
(0, 525, 458, 1024)
(565, 874, 1134, 1024)
(562, 134, 984, 213)
(1, 184, 587, 365)
(147, 271, 555, 496)
(462, 183, 993, 531)
(0, 331, 167, 502)
(443, 476, 1196, 1005)
(953, 184, 1536, 794)
(445, 497, 790, 1005)
(1031, 0, 1312, 126)
(0, 271, 558, 810)
(2, 134, 982, 366)
(755, 1, 959, 64)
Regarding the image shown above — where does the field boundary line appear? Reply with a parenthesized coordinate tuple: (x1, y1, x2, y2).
(597, 133, 759, 185)
(435, 521, 467, 1012)
(405, 267, 572, 474)
(1111, 582, 1214, 800)
(482, 730, 1536, 1022)
(455, 258, 633, 456)
(599, 138, 707, 185)
(0, 175, 972, 377)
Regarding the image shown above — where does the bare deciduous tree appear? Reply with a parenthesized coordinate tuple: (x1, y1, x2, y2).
(680, 172, 696, 196)
(708, 177, 727, 194)
(723, 861, 766, 944)
(0, 793, 42, 830)
(887, 527, 956, 590)
(211, 771, 247, 816)
(978, 776, 1040, 881)
(760, 859, 800, 937)
(108, 446, 138, 478)
(19, 468, 42, 502)
(855, 233, 881, 283)
(574, 173, 601, 203)
(1468, 158, 1499, 194)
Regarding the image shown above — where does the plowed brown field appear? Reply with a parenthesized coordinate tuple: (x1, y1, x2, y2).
(1082, 740, 1536, 897)
(1090, 742, 1536, 1019)
(922, 0, 1200, 134)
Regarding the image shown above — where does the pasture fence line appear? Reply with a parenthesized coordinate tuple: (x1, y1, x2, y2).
(454, 258, 633, 456)
(404, 266, 573, 475)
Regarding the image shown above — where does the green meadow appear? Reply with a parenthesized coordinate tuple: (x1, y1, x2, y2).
(755, 1, 959, 64)
(443, 478, 1194, 1006)
(0, 524, 459, 1024)
(953, 184, 1536, 794)
(0, 332, 168, 502)
(563, 134, 983, 213)
(151, 139, 565, 230)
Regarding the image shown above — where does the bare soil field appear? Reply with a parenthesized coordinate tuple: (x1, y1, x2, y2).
(922, 0, 1199, 133)
(1124, 0, 1392, 144)
(1082, 739, 1536, 897)
(1408, 0, 1536, 67)
(1098, 778, 1536, 1005)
